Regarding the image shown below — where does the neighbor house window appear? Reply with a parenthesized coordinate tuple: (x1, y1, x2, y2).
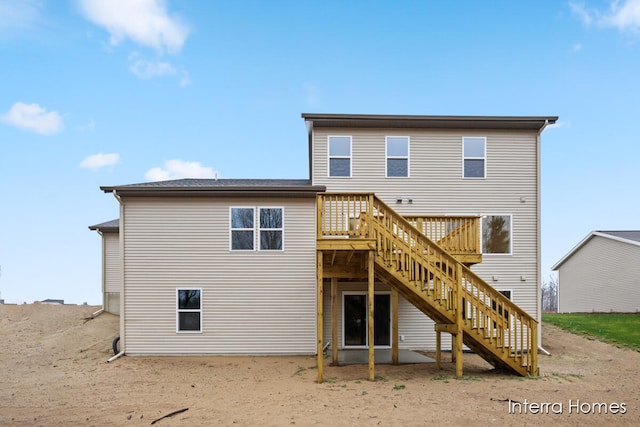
(386, 136, 409, 177)
(463, 137, 486, 178)
(481, 215, 512, 254)
(328, 136, 351, 177)
(259, 207, 283, 250)
(177, 289, 202, 332)
(231, 207, 255, 250)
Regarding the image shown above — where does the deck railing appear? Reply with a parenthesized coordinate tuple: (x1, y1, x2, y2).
(317, 192, 538, 376)
(405, 215, 480, 255)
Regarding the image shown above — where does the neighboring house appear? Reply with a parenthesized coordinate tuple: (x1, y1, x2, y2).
(88, 219, 120, 315)
(41, 299, 64, 305)
(552, 231, 640, 313)
(91, 113, 556, 379)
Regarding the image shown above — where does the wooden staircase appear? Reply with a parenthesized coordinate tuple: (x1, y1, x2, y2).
(317, 193, 538, 378)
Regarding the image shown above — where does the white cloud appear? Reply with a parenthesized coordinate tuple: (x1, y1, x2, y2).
(128, 52, 177, 78)
(77, 0, 190, 53)
(602, 0, 640, 32)
(80, 152, 120, 170)
(570, 0, 640, 33)
(1, 102, 62, 135)
(145, 159, 218, 181)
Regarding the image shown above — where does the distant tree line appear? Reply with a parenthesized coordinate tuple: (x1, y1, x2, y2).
(541, 275, 558, 313)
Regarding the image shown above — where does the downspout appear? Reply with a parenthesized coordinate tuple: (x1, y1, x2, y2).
(112, 189, 126, 361)
(536, 120, 548, 354)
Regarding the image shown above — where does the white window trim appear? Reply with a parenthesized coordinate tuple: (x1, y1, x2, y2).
(342, 291, 392, 349)
(258, 206, 285, 251)
(385, 136, 410, 178)
(229, 207, 256, 251)
(480, 213, 513, 255)
(176, 288, 203, 334)
(462, 136, 487, 179)
(328, 135, 352, 178)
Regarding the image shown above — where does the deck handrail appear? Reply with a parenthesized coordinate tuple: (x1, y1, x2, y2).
(317, 192, 538, 376)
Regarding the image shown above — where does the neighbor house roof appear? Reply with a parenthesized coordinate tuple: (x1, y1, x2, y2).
(100, 179, 326, 198)
(552, 230, 640, 270)
(88, 219, 119, 232)
(302, 113, 558, 132)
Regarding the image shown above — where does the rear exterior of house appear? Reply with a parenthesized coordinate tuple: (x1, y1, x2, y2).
(304, 114, 552, 355)
(552, 231, 640, 313)
(92, 113, 556, 377)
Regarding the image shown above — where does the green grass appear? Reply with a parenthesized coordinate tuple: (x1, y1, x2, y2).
(543, 313, 640, 350)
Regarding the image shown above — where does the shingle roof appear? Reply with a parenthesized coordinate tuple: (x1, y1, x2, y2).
(100, 179, 326, 197)
(104, 178, 316, 189)
(88, 219, 119, 232)
(552, 230, 640, 270)
(597, 230, 640, 243)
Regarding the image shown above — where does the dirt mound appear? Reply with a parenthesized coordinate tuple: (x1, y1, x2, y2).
(0, 304, 638, 426)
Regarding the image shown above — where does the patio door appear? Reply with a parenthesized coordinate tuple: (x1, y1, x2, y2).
(343, 293, 391, 348)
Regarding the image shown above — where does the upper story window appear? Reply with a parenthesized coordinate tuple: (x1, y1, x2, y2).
(386, 136, 409, 177)
(481, 214, 512, 254)
(230, 207, 284, 251)
(177, 289, 202, 332)
(328, 136, 351, 177)
(463, 137, 486, 178)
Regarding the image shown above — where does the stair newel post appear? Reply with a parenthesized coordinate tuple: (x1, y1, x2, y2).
(531, 320, 538, 376)
(455, 263, 464, 379)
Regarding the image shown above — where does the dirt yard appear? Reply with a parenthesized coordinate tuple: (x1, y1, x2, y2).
(0, 304, 638, 426)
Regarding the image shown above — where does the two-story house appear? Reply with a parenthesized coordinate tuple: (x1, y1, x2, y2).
(90, 113, 556, 381)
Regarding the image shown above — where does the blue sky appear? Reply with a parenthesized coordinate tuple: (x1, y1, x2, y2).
(1, 0, 639, 304)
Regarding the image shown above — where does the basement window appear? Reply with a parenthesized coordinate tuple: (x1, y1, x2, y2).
(177, 289, 202, 332)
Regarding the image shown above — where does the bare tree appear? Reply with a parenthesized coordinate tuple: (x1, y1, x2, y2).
(541, 275, 559, 313)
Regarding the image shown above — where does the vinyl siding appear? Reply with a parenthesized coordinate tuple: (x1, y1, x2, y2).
(122, 196, 317, 355)
(558, 236, 640, 312)
(322, 282, 452, 351)
(312, 128, 540, 325)
(103, 233, 120, 315)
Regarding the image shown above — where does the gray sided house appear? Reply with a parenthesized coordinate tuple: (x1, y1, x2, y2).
(89, 219, 120, 314)
(91, 113, 556, 378)
(552, 231, 640, 313)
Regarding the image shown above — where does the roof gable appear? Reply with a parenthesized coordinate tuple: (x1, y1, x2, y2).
(552, 230, 640, 270)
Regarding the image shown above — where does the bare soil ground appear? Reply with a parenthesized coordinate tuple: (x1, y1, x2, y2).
(1, 304, 638, 426)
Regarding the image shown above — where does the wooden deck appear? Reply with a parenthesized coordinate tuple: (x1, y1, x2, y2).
(315, 193, 538, 382)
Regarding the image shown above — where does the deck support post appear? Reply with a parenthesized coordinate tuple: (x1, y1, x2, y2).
(317, 251, 324, 384)
(368, 249, 375, 381)
(435, 330, 441, 369)
(391, 289, 399, 365)
(331, 278, 339, 366)
(455, 264, 464, 378)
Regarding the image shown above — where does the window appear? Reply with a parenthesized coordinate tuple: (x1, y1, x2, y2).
(230, 207, 284, 251)
(463, 137, 486, 178)
(481, 215, 512, 254)
(386, 136, 409, 177)
(259, 208, 283, 250)
(177, 289, 201, 332)
(231, 207, 255, 250)
(328, 136, 351, 177)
